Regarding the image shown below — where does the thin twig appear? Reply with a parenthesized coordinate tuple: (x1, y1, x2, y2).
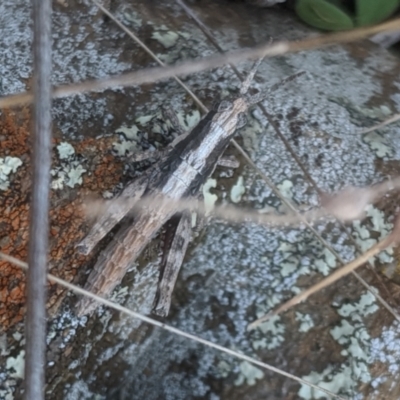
(359, 112, 400, 134)
(0, 252, 345, 400)
(249, 214, 400, 329)
(25, 0, 52, 399)
(1, 18, 400, 109)
(80, 177, 400, 230)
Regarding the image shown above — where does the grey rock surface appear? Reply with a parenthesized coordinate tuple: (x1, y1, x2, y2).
(1, 1, 400, 399)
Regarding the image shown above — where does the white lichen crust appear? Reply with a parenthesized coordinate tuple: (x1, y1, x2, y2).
(0, 157, 22, 191)
(2, 0, 400, 399)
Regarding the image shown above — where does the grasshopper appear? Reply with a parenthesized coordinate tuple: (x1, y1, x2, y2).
(75, 60, 293, 317)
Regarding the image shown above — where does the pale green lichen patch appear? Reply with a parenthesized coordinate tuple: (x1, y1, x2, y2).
(314, 248, 337, 276)
(234, 361, 264, 386)
(13, 332, 22, 342)
(121, 8, 142, 29)
(6, 350, 25, 379)
(0, 156, 22, 190)
(137, 113, 168, 146)
(113, 108, 201, 160)
(369, 206, 392, 237)
(202, 178, 218, 214)
(51, 142, 87, 190)
(336, 291, 379, 319)
(352, 205, 393, 265)
(51, 164, 86, 189)
(377, 105, 392, 117)
(217, 360, 231, 379)
(66, 165, 87, 188)
(176, 109, 201, 131)
(276, 178, 296, 212)
(0, 389, 13, 400)
(295, 312, 314, 333)
(149, 23, 192, 64)
(299, 364, 355, 399)
(328, 97, 393, 131)
(113, 124, 141, 156)
(276, 179, 294, 200)
(363, 131, 393, 158)
(136, 115, 154, 127)
(275, 239, 321, 279)
(349, 101, 393, 121)
(109, 285, 129, 306)
(240, 112, 264, 152)
(230, 176, 245, 204)
(249, 314, 285, 350)
(330, 292, 378, 383)
(0, 333, 24, 399)
(116, 124, 140, 141)
(139, 109, 195, 138)
(330, 320, 355, 340)
(152, 27, 179, 49)
(280, 258, 298, 277)
(113, 140, 139, 156)
(299, 291, 379, 398)
(57, 142, 75, 160)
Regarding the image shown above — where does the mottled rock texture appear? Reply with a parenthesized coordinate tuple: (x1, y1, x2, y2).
(1, 0, 400, 399)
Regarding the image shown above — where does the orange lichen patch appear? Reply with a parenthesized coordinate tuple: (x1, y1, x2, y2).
(0, 109, 125, 330)
(0, 108, 31, 156)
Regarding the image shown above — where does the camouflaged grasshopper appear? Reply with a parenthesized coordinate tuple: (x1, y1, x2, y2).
(75, 60, 295, 317)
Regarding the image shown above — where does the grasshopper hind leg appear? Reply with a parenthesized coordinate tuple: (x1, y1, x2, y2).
(152, 212, 192, 317)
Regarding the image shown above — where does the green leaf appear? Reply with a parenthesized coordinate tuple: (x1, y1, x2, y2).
(356, 0, 399, 26)
(295, 0, 354, 31)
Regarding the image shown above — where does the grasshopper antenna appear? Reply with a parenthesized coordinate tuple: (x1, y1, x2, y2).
(239, 57, 265, 96)
(245, 69, 306, 106)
